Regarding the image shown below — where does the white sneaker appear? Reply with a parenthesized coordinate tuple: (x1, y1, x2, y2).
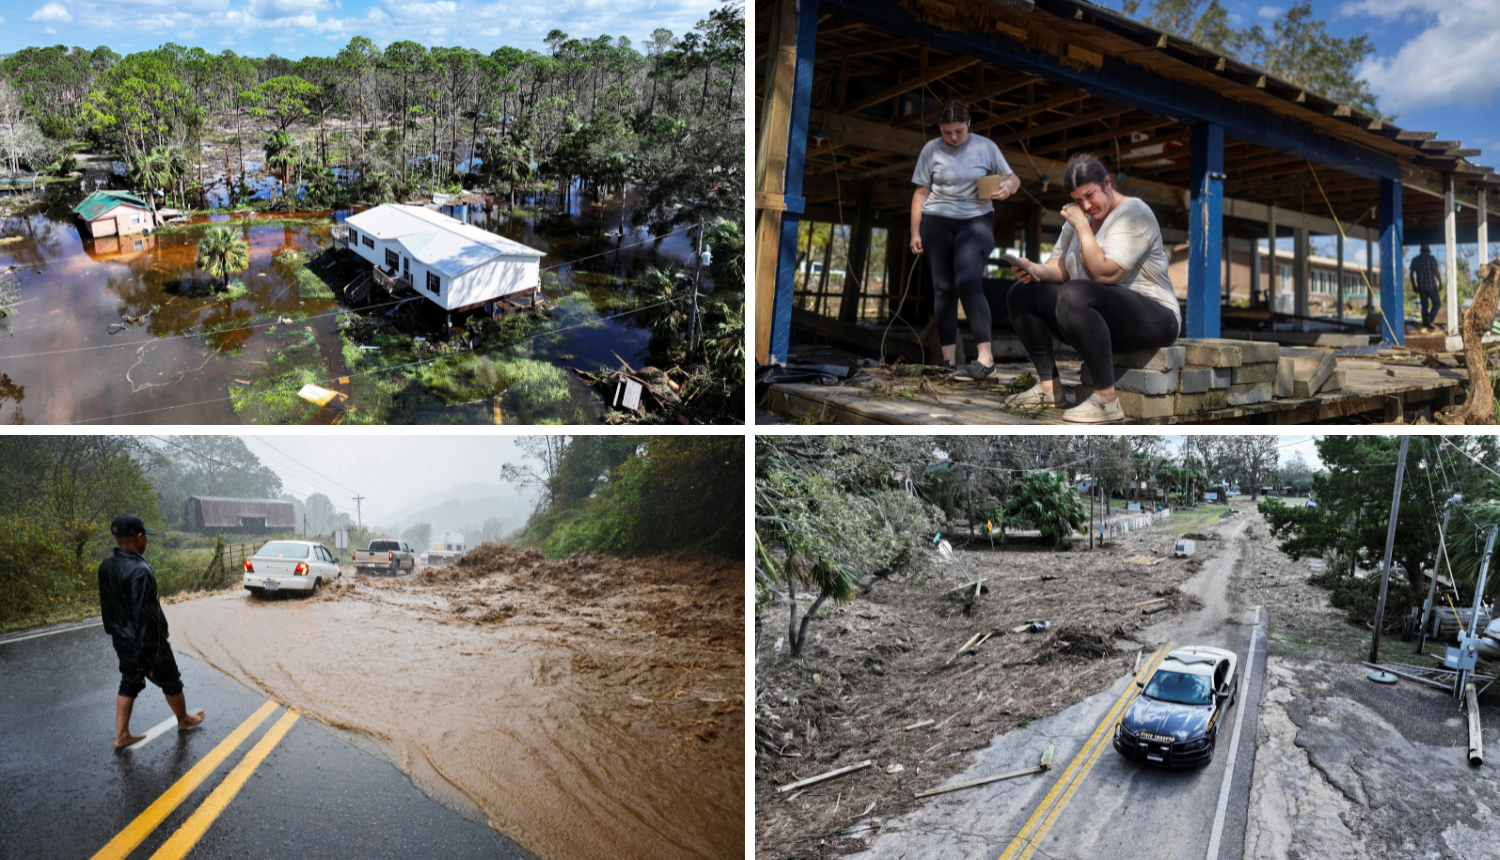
(1011, 383, 1065, 408)
(1063, 393, 1125, 423)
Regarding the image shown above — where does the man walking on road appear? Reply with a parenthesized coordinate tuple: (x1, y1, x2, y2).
(98, 515, 204, 749)
(1410, 243, 1443, 327)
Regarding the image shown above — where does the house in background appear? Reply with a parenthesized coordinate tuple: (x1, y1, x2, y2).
(72, 190, 156, 238)
(343, 204, 545, 315)
(1167, 244, 1373, 315)
(184, 496, 297, 535)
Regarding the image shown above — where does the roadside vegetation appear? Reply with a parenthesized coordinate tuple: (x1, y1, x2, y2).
(502, 435, 743, 560)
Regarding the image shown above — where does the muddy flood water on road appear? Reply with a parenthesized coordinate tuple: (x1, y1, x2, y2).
(167, 546, 744, 860)
(0, 179, 699, 424)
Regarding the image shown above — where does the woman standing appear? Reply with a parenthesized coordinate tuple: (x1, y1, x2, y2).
(910, 100, 1021, 381)
(1006, 154, 1179, 423)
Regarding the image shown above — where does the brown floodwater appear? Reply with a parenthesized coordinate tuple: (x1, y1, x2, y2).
(166, 548, 744, 860)
(0, 178, 706, 424)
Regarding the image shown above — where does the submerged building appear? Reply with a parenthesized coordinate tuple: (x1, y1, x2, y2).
(343, 204, 546, 314)
(72, 190, 157, 238)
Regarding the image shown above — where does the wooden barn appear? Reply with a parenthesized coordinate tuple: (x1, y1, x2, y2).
(343, 204, 545, 314)
(72, 190, 156, 238)
(184, 496, 297, 535)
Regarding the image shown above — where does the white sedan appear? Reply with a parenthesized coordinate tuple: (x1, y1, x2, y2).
(243, 540, 343, 598)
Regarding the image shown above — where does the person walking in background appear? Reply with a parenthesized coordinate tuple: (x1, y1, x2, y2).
(98, 515, 204, 748)
(1410, 243, 1442, 327)
(909, 100, 1021, 381)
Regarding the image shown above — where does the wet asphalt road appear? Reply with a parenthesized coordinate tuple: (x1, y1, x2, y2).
(0, 620, 535, 860)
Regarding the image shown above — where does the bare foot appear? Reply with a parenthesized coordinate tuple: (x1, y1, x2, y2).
(178, 709, 205, 730)
(114, 732, 146, 749)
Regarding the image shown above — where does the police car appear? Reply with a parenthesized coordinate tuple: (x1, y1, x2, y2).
(1114, 646, 1238, 768)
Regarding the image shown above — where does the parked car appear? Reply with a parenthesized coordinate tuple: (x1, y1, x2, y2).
(1114, 646, 1238, 768)
(351, 539, 416, 575)
(243, 540, 342, 598)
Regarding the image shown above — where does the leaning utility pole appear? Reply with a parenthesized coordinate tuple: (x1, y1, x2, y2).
(1417, 495, 1460, 655)
(1370, 435, 1409, 664)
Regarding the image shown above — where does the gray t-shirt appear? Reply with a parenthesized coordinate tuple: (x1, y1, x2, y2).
(912, 135, 1012, 220)
(1050, 198, 1180, 324)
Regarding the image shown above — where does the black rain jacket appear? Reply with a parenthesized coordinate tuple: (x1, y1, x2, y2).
(98, 547, 169, 670)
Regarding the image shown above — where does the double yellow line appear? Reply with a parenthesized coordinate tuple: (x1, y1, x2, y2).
(997, 642, 1174, 860)
(91, 700, 300, 860)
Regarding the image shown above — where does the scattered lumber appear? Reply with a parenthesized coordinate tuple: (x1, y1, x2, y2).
(776, 760, 874, 794)
(911, 745, 1055, 798)
(904, 719, 935, 731)
(1134, 597, 1168, 607)
(1466, 683, 1483, 766)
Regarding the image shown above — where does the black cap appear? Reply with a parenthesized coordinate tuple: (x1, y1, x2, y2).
(110, 515, 157, 537)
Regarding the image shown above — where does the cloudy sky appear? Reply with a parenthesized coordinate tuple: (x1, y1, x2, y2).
(0, 0, 722, 57)
(194, 434, 544, 529)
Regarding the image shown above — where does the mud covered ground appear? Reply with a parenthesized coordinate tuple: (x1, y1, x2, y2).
(168, 545, 743, 860)
(1228, 509, 1500, 859)
(754, 511, 1240, 860)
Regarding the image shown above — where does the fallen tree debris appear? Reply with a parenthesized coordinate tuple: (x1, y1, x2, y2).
(911, 745, 1055, 798)
(776, 760, 874, 794)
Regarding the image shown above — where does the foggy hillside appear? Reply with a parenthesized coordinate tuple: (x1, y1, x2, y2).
(389, 483, 538, 538)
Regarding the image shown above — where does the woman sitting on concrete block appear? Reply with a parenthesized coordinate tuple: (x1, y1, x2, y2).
(1006, 154, 1179, 423)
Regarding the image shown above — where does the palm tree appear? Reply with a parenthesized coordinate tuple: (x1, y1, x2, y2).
(489, 139, 533, 209)
(264, 130, 296, 193)
(196, 226, 250, 290)
(127, 148, 171, 222)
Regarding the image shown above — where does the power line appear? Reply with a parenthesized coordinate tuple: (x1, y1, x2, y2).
(239, 437, 389, 523)
(149, 434, 372, 519)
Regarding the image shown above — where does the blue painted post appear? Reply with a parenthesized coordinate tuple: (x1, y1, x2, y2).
(1379, 178, 1405, 346)
(1186, 122, 1223, 339)
(768, 0, 820, 363)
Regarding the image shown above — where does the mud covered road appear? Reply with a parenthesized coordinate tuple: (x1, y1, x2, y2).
(168, 546, 744, 860)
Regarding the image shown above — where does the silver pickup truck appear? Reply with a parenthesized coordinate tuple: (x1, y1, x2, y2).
(350, 539, 417, 575)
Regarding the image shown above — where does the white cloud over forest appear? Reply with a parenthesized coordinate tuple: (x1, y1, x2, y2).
(1343, 0, 1500, 111)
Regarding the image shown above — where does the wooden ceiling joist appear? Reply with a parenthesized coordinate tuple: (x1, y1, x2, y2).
(838, 54, 980, 115)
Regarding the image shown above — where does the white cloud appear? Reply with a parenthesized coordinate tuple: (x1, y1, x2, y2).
(28, 2, 74, 22)
(1348, 0, 1500, 111)
(246, 0, 332, 19)
(44, 25, 56, 33)
(1257, 5, 1283, 18)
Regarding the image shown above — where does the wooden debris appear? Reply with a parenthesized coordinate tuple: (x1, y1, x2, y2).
(911, 744, 1055, 798)
(947, 630, 993, 664)
(776, 760, 874, 794)
(1125, 555, 1163, 566)
(903, 719, 935, 731)
(1142, 603, 1170, 615)
(1133, 597, 1168, 607)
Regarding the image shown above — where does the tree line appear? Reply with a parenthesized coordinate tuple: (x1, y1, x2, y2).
(503, 434, 743, 559)
(0, 2, 744, 233)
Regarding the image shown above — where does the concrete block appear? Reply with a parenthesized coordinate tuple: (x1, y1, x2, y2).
(1228, 340, 1280, 364)
(1209, 367, 1232, 388)
(1231, 362, 1278, 385)
(1114, 369, 1180, 395)
(1178, 367, 1213, 394)
(1324, 369, 1345, 392)
(1115, 391, 1177, 419)
(1385, 366, 1443, 379)
(1175, 388, 1229, 414)
(1113, 347, 1185, 372)
(1227, 381, 1273, 406)
(1275, 356, 1294, 398)
(1280, 347, 1337, 398)
(1338, 359, 1383, 370)
(1177, 339, 1243, 368)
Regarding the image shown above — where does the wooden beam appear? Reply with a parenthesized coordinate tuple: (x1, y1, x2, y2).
(1030, 116, 1175, 159)
(897, 74, 1035, 127)
(971, 91, 1086, 134)
(815, 36, 921, 63)
(839, 54, 981, 115)
(755, 2, 799, 366)
(994, 104, 1133, 147)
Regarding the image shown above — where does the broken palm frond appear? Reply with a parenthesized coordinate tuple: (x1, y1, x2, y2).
(911, 744, 1055, 798)
(775, 760, 874, 794)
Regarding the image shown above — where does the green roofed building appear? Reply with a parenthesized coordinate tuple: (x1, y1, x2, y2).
(72, 190, 156, 238)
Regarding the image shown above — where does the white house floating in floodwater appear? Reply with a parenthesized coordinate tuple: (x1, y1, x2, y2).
(343, 204, 545, 313)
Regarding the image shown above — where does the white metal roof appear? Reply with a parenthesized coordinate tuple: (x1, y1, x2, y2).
(345, 204, 544, 277)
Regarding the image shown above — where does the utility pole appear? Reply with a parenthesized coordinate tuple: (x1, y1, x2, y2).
(1417, 496, 1458, 655)
(1089, 439, 1095, 550)
(353, 494, 366, 533)
(691, 219, 704, 355)
(1370, 435, 1409, 664)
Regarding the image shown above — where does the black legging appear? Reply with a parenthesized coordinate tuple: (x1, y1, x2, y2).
(1007, 279, 1179, 390)
(920, 211, 994, 349)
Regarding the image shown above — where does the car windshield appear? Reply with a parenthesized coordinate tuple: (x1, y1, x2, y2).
(255, 541, 310, 559)
(1143, 670, 1213, 706)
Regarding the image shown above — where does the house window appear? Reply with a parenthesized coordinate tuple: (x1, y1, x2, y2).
(349, 228, 359, 245)
(133, 239, 143, 251)
(362, 235, 374, 248)
(403, 257, 410, 275)
(427, 271, 441, 295)
(131, 214, 140, 225)
(385, 249, 398, 269)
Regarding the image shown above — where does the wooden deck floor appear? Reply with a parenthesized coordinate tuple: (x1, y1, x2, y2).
(762, 358, 1467, 425)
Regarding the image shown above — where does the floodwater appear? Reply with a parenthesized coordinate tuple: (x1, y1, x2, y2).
(0, 177, 703, 424)
(167, 548, 744, 860)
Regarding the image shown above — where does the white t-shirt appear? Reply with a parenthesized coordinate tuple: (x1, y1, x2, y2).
(1050, 198, 1179, 323)
(912, 134, 1012, 220)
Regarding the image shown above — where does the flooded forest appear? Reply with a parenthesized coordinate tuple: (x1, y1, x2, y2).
(0, 4, 745, 424)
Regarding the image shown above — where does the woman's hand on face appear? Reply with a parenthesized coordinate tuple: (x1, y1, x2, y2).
(1060, 203, 1090, 232)
(910, 233, 924, 255)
